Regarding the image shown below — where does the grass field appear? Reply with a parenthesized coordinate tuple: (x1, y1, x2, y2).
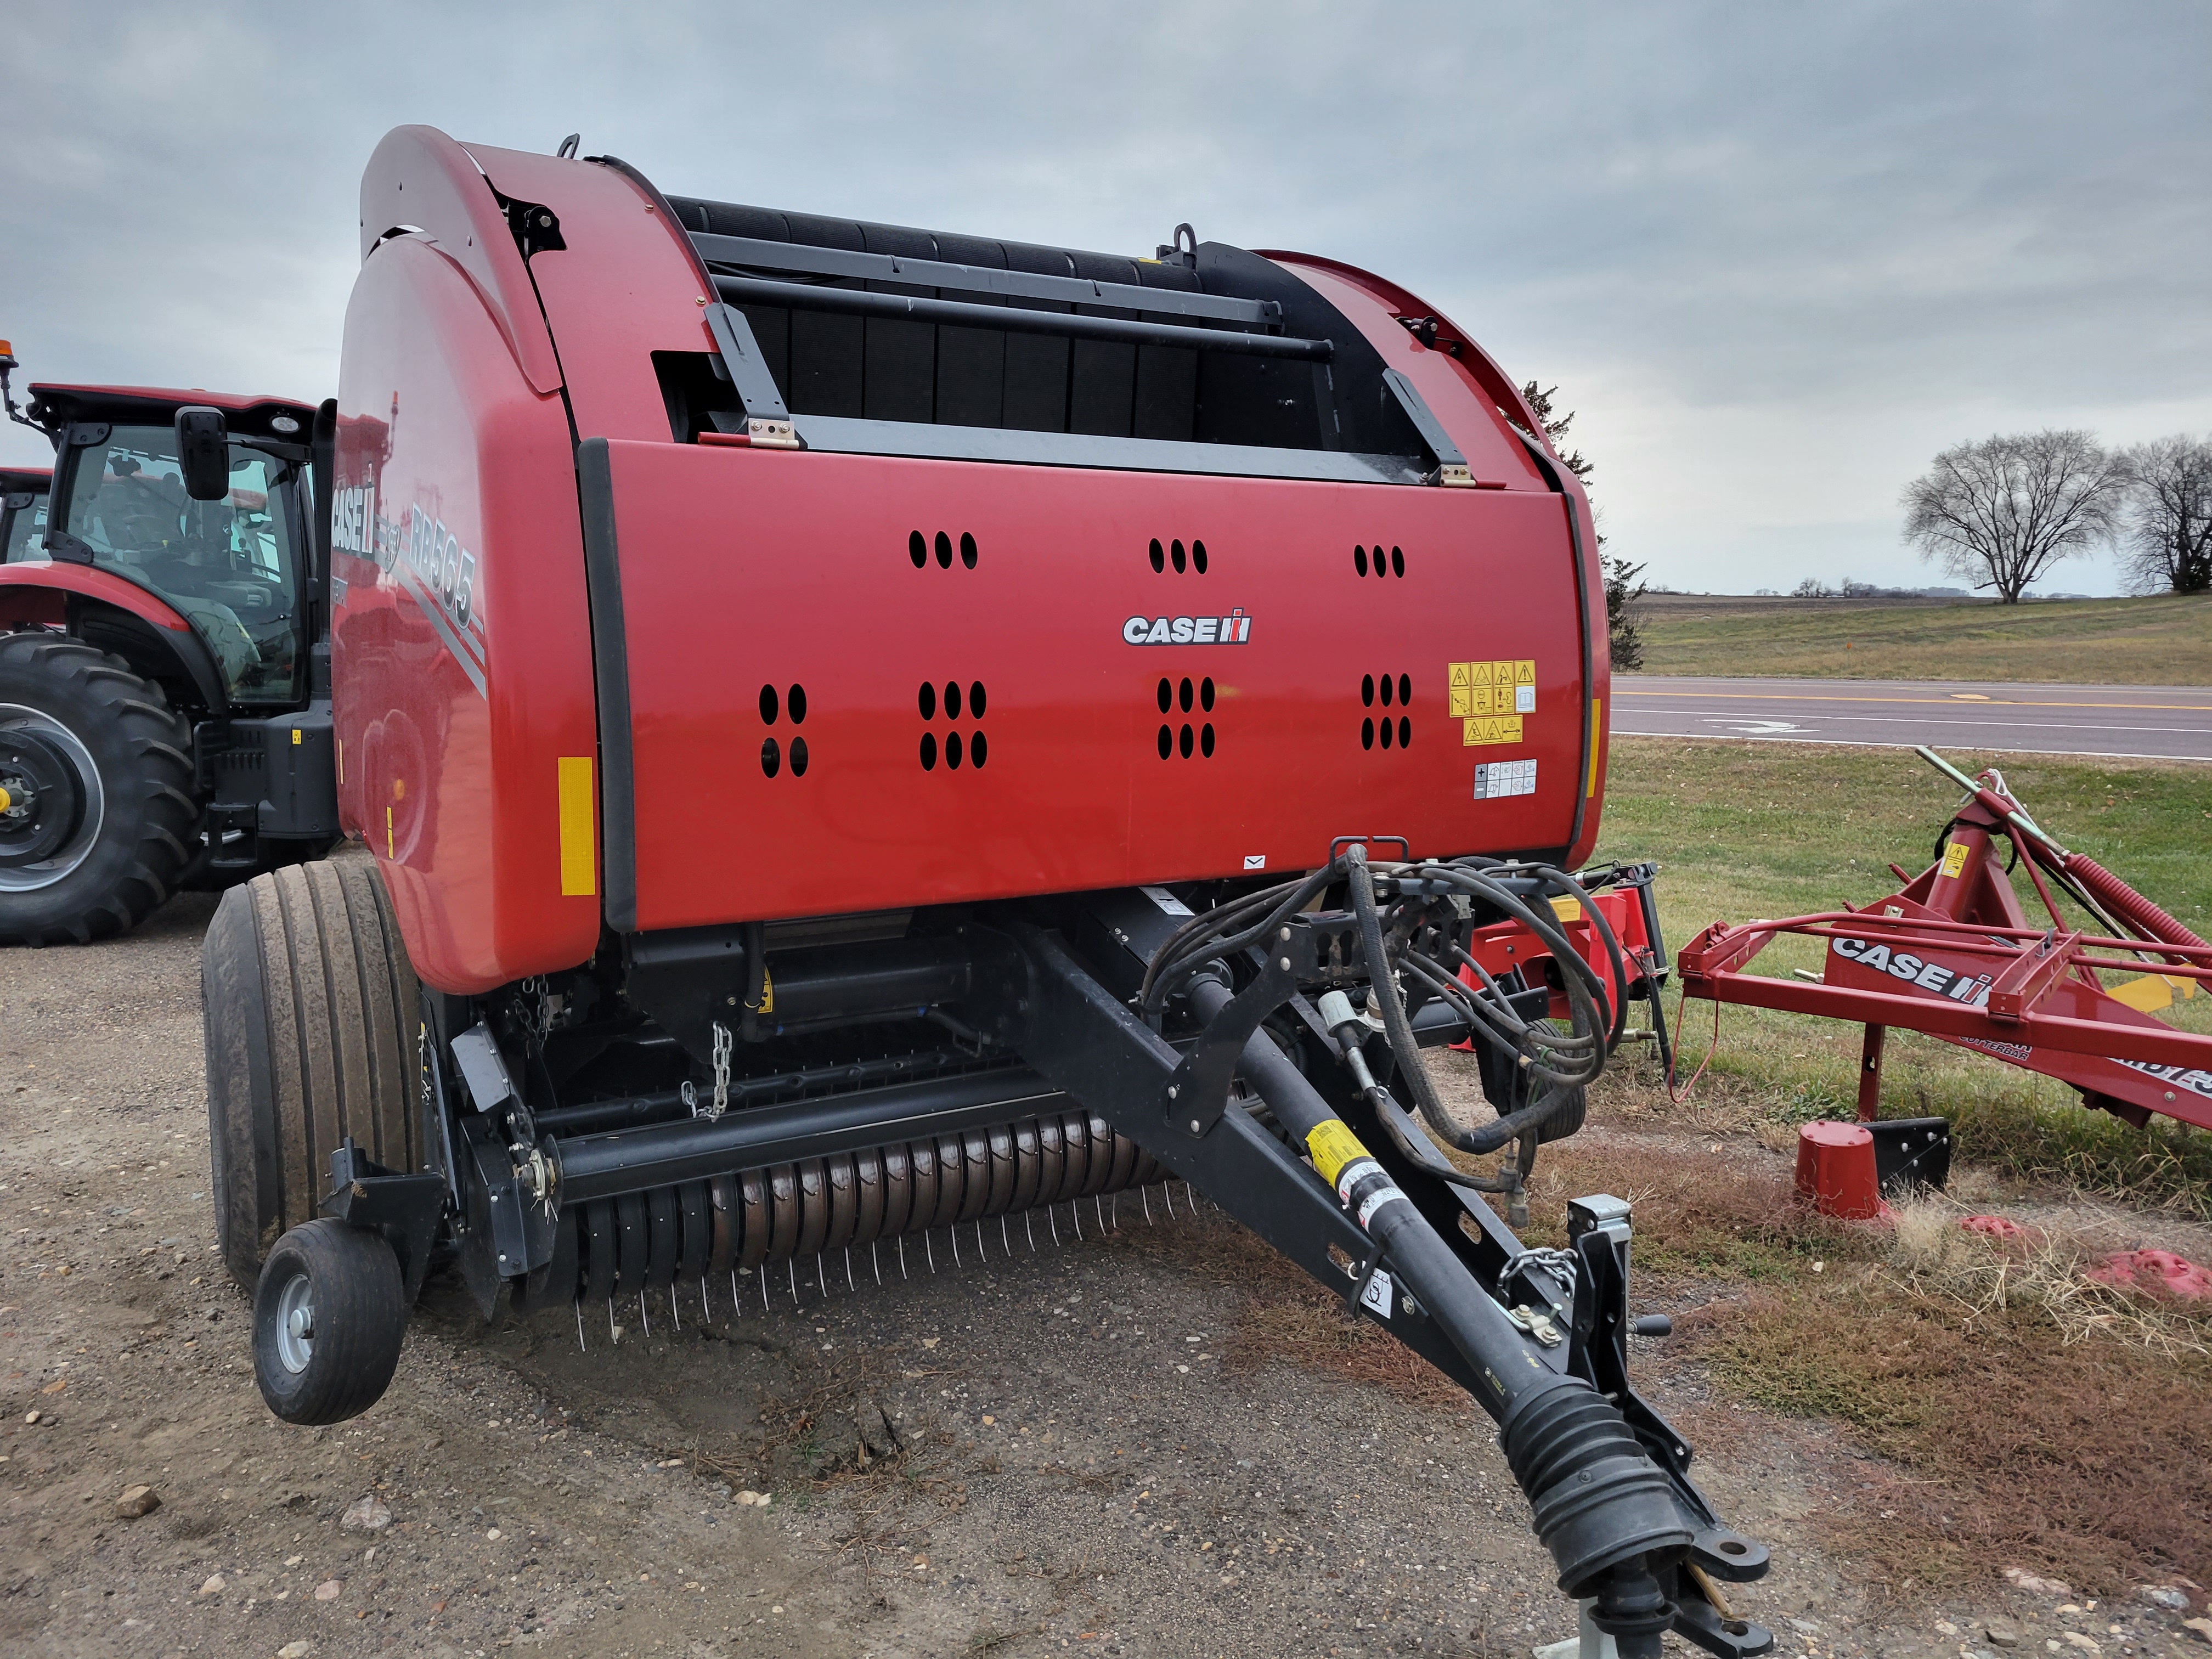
(1590, 738, 2212, 1210)
(1630, 590, 2212, 684)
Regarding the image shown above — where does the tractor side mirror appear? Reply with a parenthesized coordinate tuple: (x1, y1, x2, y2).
(175, 406, 230, 501)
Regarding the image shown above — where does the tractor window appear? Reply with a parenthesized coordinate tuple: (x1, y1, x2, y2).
(59, 425, 304, 704)
(2, 492, 46, 561)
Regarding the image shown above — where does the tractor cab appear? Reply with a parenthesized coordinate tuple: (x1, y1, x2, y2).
(0, 353, 339, 945)
(35, 387, 314, 706)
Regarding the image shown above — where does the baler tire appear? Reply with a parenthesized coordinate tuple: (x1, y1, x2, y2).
(1535, 1085, 1588, 1144)
(252, 1218, 407, 1425)
(0, 632, 198, 947)
(203, 855, 422, 1288)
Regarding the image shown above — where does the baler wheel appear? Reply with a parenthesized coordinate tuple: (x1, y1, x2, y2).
(252, 1218, 407, 1425)
(203, 856, 422, 1287)
(0, 633, 198, 946)
(1536, 1084, 1588, 1144)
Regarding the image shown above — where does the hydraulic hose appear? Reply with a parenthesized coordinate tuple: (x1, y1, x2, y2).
(1189, 975, 1690, 1654)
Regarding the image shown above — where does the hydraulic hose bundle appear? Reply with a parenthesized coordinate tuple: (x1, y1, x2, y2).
(1140, 844, 1634, 1200)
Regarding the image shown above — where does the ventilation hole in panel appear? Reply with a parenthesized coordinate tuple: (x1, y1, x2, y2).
(1361, 717, 1374, 750)
(1156, 678, 1172, 714)
(1353, 545, 1368, 577)
(1379, 718, 1393, 750)
(1171, 539, 1186, 573)
(960, 532, 977, 569)
(909, 531, 927, 569)
(759, 684, 779, 724)
(945, 680, 962, 720)
(1157, 725, 1172, 760)
(919, 682, 936, 720)
(787, 684, 807, 725)
(1397, 673, 1411, 706)
(969, 681, 986, 719)
(970, 730, 988, 768)
(1193, 540, 1207, 574)
(1199, 723, 1215, 758)
(1178, 724, 1194, 759)
(1361, 674, 1375, 707)
(919, 732, 938, 770)
(1391, 545, 1405, 578)
(789, 736, 809, 776)
(761, 737, 781, 778)
(1380, 674, 1394, 708)
(934, 531, 952, 569)
(1398, 715, 1410, 748)
(946, 731, 964, 770)
(1199, 677, 1215, 712)
(1149, 538, 1165, 573)
(1178, 677, 1194, 714)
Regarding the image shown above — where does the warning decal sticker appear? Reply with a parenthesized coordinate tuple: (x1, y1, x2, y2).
(1448, 659, 1537, 720)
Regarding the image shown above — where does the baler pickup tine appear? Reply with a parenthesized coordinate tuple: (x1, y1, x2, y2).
(1163, 1182, 1177, 1221)
(951, 1227, 963, 1269)
(845, 1247, 857, 1293)
(1071, 1200, 1083, 1243)
(1048, 1207, 1062, 1247)
(925, 1231, 938, 1274)
(671, 1286, 682, 1333)
(787, 1259, 800, 1306)
(871, 1242, 883, 1286)
(575, 1299, 586, 1353)
(1024, 1211, 1037, 1252)
(1142, 1187, 1154, 1226)
(898, 1237, 909, 1280)
(638, 1293, 650, 1339)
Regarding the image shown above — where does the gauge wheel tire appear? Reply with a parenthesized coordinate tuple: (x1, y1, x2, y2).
(0, 632, 198, 946)
(204, 856, 422, 1288)
(252, 1218, 407, 1425)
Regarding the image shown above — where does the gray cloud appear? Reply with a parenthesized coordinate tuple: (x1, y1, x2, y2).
(4, 1, 2204, 594)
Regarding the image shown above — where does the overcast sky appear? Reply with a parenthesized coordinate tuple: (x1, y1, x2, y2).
(4, 2, 2205, 595)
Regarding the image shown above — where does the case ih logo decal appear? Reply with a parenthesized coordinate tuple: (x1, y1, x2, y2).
(330, 483, 488, 700)
(1123, 609, 1251, 646)
(1829, 936, 1993, 1006)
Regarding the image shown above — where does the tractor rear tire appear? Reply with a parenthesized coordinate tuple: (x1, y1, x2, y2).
(204, 855, 422, 1287)
(0, 631, 198, 946)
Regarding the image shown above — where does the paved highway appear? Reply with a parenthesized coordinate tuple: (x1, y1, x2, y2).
(1612, 676, 2212, 761)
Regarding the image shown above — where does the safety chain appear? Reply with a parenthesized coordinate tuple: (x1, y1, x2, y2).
(1502, 1245, 1579, 1296)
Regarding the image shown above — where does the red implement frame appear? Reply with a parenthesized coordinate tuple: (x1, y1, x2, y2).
(1677, 752, 2212, 1130)
(1456, 862, 1675, 1073)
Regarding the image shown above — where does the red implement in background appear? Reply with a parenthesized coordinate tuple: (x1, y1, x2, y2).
(1457, 861, 1675, 1074)
(1677, 748, 2212, 1131)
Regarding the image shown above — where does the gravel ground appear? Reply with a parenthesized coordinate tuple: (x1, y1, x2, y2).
(4, 889, 2206, 1658)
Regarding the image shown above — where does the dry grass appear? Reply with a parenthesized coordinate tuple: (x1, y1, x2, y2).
(1654, 1183, 2212, 1594)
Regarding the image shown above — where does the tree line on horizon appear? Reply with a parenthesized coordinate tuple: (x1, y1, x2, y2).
(1902, 431, 2211, 603)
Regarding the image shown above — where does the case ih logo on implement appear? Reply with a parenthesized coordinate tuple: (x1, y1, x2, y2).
(1829, 936, 1993, 1006)
(1122, 609, 1252, 646)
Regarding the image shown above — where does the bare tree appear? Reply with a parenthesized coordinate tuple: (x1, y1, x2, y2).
(1900, 430, 2126, 604)
(2117, 434, 2212, 596)
(1521, 380, 1645, 668)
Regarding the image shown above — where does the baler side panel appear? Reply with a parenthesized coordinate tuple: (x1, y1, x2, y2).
(331, 236, 599, 992)
(1267, 257, 1610, 862)
(460, 143, 721, 445)
(599, 439, 1589, 932)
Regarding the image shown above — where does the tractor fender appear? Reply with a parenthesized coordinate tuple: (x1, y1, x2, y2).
(0, 563, 229, 714)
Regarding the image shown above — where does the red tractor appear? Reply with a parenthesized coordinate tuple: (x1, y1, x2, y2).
(200, 127, 1773, 1656)
(0, 342, 337, 944)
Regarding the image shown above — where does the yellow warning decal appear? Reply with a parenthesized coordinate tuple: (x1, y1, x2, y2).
(1449, 661, 1536, 718)
(1463, 715, 1523, 747)
(1306, 1119, 1371, 1188)
(1939, 841, 1970, 879)
(758, 971, 775, 1015)
(557, 755, 596, 898)
(1549, 896, 1582, 923)
(291, 726, 303, 746)
(1586, 699, 1602, 797)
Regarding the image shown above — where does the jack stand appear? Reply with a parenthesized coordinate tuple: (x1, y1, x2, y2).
(1531, 1601, 1619, 1659)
